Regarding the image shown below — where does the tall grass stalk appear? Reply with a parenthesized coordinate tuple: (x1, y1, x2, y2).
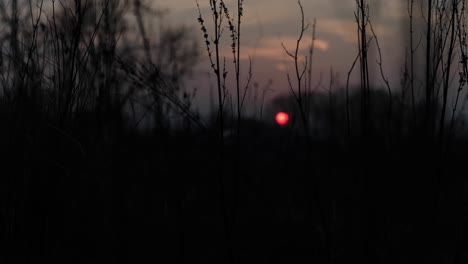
(281, 0, 310, 144)
(425, 0, 434, 138)
(306, 18, 316, 124)
(196, 0, 225, 144)
(450, 0, 468, 138)
(356, 0, 370, 138)
(369, 20, 392, 142)
(408, 0, 417, 124)
(196, 1, 238, 262)
(438, 0, 457, 146)
(236, 0, 243, 142)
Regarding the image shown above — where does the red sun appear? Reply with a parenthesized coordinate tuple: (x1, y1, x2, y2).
(275, 112, 289, 126)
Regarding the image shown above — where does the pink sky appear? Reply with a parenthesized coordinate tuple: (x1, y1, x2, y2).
(152, 0, 410, 116)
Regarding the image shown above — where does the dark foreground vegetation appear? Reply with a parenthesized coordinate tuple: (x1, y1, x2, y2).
(0, 0, 468, 263)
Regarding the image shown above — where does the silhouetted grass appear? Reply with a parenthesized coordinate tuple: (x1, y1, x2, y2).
(0, 0, 467, 263)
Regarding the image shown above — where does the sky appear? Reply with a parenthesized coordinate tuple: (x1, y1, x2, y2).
(152, 0, 413, 117)
(34, 0, 424, 118)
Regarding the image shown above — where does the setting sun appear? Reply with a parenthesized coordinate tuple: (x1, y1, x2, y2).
(275, 112, 289, 126)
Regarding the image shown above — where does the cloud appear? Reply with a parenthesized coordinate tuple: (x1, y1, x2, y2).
(275, 63, 287, 72)
(318, 18, 397, 44)
(218, 35, 330, 63)
(274, 36, 329, 52)
(319, 19, 358, 43)
(313, 39, 330, 52)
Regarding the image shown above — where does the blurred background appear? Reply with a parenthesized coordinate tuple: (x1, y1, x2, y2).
(0, 1, 467, 263)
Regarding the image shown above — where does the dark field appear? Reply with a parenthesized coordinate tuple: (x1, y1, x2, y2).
(1, 0, 468, 263)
